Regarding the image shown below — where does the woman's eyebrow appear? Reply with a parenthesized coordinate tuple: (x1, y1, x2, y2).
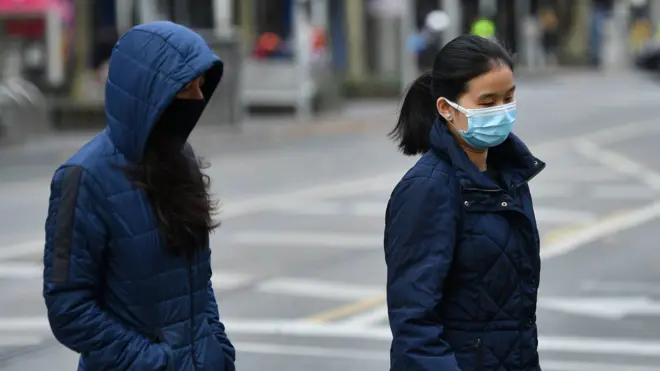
(477, 85, 516, 100)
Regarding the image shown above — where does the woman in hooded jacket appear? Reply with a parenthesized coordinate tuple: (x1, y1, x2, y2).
(43, 22, 235, 371)
(385, 35, 544, 371)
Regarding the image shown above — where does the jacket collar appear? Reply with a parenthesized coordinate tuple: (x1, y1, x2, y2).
(428, 118, 545, 191)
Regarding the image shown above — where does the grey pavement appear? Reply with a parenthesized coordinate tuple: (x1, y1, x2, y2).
(1, 69, 660, 370)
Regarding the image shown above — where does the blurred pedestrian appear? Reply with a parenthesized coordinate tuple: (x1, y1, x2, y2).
(588, 0, 613, 67)
(386, 35, 544, 371)
(470, 14, 496, 41)
(42, 22, 235, 370)
(539, 7, 560, 66)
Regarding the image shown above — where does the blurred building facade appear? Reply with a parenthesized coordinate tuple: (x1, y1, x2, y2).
(0, 0, 652, 119)
(223, 0, 628, 95)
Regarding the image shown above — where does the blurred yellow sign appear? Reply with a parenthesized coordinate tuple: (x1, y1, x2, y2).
(630, 20, 652, 50)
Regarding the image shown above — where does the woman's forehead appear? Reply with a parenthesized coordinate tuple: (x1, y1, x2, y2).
(466, 66, 514, 97)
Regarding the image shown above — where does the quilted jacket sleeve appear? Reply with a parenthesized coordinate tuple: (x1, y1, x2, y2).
(43, 166, 171, 370)
(384, 175, 461, 371)
(206, 258, 236, 367)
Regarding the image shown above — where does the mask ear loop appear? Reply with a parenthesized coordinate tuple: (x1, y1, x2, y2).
(440, 99, 468, 135)
(438, 98, 454, 122)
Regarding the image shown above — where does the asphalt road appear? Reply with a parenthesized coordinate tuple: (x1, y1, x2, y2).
(1, 70, 660, 370)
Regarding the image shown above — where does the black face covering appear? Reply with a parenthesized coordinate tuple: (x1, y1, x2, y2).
(152, 98, 206, 148)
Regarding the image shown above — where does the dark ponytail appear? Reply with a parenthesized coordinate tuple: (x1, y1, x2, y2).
(389, 35, 515, 156)
(388, 71, 437, 156)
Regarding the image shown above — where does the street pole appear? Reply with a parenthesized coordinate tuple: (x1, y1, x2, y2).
(514, 0, 536, 70)
(399, 0, 417, 94)
(603, 0, 630, 71)
(212, 0, 233, 37)
(293, 0, 312, 119)
(442, 0, 462, 42)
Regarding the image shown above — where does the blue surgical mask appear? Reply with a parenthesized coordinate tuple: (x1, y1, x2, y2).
(444, 100, 517, 149)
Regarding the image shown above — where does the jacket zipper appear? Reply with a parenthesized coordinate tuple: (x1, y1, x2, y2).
(187, 256, 199, 371)
(475, 338, 484, 371)
(463, 162, 545, 194)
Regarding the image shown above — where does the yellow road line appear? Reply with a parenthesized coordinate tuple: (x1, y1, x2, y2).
(541, 208, 634, 245)
(304, 209, 637, 324)
(304, 293, 386, 323)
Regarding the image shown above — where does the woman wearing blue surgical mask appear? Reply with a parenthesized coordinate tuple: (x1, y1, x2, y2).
(385, 35, 544, 371)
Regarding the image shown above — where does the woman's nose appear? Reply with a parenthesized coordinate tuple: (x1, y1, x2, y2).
(176, 86, 204, 100)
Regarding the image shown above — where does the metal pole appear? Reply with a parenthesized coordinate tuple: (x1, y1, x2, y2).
(442, 0, 462, 42)
(400, 0, 417, 94)
(72, 0, 90, 99)
(45, 5, 64, 87)
(212, 0, 233, 37)
(602, 0, 629, 71)
(293, 0, 312, 119)
(515, 0, 534, 69)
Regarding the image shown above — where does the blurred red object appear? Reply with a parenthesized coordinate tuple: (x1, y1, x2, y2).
(0, 0, 67, 39)
(4, 18, 44, 38)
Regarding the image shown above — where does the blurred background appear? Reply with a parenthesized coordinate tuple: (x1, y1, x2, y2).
(2, 0, 660, 370)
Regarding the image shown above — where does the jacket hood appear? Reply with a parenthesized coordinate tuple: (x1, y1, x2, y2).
(105, 21, 223, 163)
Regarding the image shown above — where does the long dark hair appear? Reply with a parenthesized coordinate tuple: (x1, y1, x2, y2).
(389, 35, 515, 155)
(128, 135, 220, 256)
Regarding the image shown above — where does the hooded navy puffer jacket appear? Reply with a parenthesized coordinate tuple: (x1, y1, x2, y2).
(43, 22, 234, 371)
(385, 120, 545, 371)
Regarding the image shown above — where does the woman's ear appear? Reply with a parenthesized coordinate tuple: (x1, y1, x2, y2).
(436, 97, 453, 122)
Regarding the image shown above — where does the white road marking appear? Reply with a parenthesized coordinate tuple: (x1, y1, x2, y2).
(580, 280, 660, 296)
(336, 306, 389, 327)
(590, 184, 659, 199)
(590, 118, 660, 145)
(0, 334, 46, 347)
(234, 342, 386, 361)
(257, 278, 382, 300)
(236, 341, 660, 371)
(211, 272, 253, 291)
(539, 296, 660, 319)
(2, 119, 659, 261)
(528, 183, 576, 198)
(542, 360, 660, 371)
(8, 316, 660, 358)
(540, 335, 660, 357)
(0, 240, 43, 260)
(229, 231, 379, 249)
(534, 207, 596, 224)
(269, 201, 348, 216)
(540, 199, 660, 260)
(574, 140, 660, 190)
(0, 317, 48, 331)
(535, 166, 623, 182)
(220, 173, 401, 219)
(270, 201, 386, 217)
(0, 261, 41, 278)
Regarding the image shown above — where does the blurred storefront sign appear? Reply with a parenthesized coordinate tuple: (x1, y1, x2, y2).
(0, 0, 74, 91)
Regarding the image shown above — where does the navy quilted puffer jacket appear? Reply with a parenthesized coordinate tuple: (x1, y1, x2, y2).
(43, 22, 235, 371)
(385, 120, 545, 371)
